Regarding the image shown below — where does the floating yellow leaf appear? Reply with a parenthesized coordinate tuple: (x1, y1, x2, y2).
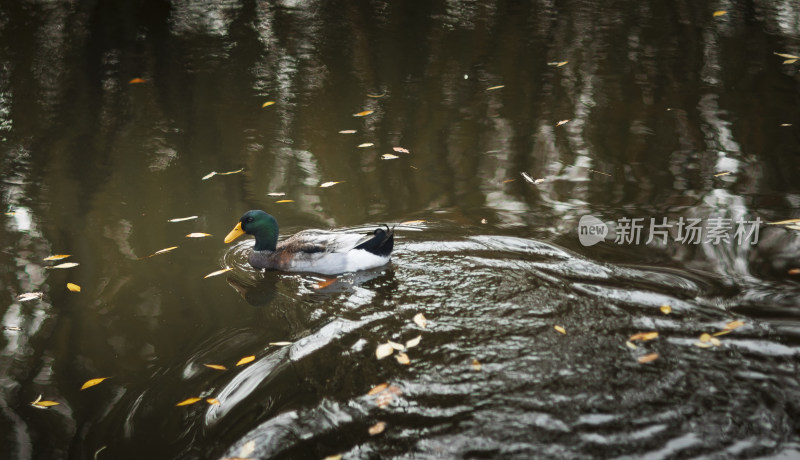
(366, 92, 386, 98)
(712, 329, 732, 337)
(151, 247, 178, 256)
(186, 233, 212, 238)
(767, 218, 800, 225)
(503, 179, 516, 183)
(784, 59, 798, 64)
(556, 119, 570, 126)
(129, 78, 146, 84)
(204, 364, 227, 371)
(709, 337, 722, 347)
(405, 335, 422, 349)
(268, 341, 292, 346)
(629, 331, 659, 341)
(358, 143, 374, 148)
(168, 216, 198, 222)
(338, 130, 357, 134)
(699, 333, 711, 343)
(724, 320, 744, 330)
(368, 421, 386, 435)
(714, 171, 732, 177)
(413, 313, 427, 329)
(275, 199, 294, 203)
(51, 262, 80, 269)
(625, 341, 638, 349)
(376, 343, 394, 359)
(218, 168, 244, 176)
(261, 101, 275, 108)
(694, 341, 713, 348)
(393, 147, 409, 154)
(17, 292, 43, 302)
(786, 225, 800, 231)
(204, 267, 233, 278)
(323, 455, 343, 460)
(637, 353, 659, 364)
(80, 377, 109, 390)
(486, 85, 505, 91)
(236, 355, 255, 366)
(320, 181, 342, 188)
(176, 397, 202, 406)
(44, 254, 71, 261)
(660, 305, 672, 314)
(554, 325, 566, 335)
(353, 110, 374, 117)
(381, 153, 399, 160)
(713, 10, 727, 17)
(206, 398, 220, 405)
(388, 341, 405, 351)
(472, 358, 482, 372)
(367, 383, 389, 396)
(32, 400, 60, 408)
(395, 352, 410, 365)
(775, 52, 800, 59)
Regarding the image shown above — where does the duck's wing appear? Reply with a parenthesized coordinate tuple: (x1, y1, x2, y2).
(274, 228, 394, 275)
(279, 230, 368, 254)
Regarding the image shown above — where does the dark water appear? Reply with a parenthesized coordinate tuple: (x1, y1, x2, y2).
(2, 1, 800, 459)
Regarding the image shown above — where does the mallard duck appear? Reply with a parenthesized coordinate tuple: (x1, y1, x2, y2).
(224, 210, 394, 275)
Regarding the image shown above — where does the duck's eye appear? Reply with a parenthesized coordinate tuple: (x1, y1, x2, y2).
(246, 217, 255, 223)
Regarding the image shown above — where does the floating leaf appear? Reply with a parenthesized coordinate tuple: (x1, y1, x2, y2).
(472, 359, 482, 372)
(709, 337, 722, 347)
(204, 267, 233, 278)
(393, 147, 410, 154)
(267, 192, 285, 197)
(521, 172, 535, 183)
(353, 110, 374, 117)
(388, 341, 405, 351)
(217, 168, 244, 176)
(80, 377, 109, 390)
(202, 171, 217, 180)
(368, 421, 386, 436)
(713, 10, 727, 17)
(699, 333, 711, 343)
(767, 218, 800, 225)
(381, 153, 399, 160)
(625, 341, 638, 349)
(3, 326, 21, 331)
(503, 179, 516, 183)
(556, 119, 570, 126)
(320, 181, 342, 188)
(275, 199, 295, 203)
(486, 85, 505, 91)
(358, 143, 374, 148)
(153, 247, 178, 256)
(176, 397, 202, 406)
(367, 383, 389, 396)
(269, 341, 292, 346)
(66, 283, 81, 292)
(44, 254, 71, 261)
(413, 313, 427, 329)
(261, 101, 275, 108)
(51, 262, 80, 269)
(186, 233, 212, 238)
(629, 331, 659, 341)
(206, 398, 220, 405)
(338, 129, 357, 134)
(637, 353, 659, 364)
(400, 220, 426, 226)
(714, 171, 732, 177)
(240, 440, 256, 458)
(366, 92, 386, 98)
(32, 400, 60, 408)
(660, 305, 672, 314)
(376, 343, 394, 359)
(395, 352, 410, 365)
(204, 364, 227, 371)
(724, 320, 744, 330)
(129, 78, 146, 84)
(775, 52, 800, 59)
(17, 292, 43, 302)
(694, 341, 713, 348)
(481, 218, 487, 224)
(781, 123, 793, 127)
(168, 216, 198, 222)
(323, 455, 343, 460)
(554, 325, 566, 335)
(236, 355, 255, 366)
(405, 335, 422, 349)
(547, 61, 568, 67)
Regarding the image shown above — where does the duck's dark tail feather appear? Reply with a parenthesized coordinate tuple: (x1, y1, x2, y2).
(355, 225, 394, 257)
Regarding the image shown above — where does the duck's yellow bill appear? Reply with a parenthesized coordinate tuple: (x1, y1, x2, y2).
(224, 222, 245, 243)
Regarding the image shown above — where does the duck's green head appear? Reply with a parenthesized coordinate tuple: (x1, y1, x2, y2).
(224, 210, 279, 251)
